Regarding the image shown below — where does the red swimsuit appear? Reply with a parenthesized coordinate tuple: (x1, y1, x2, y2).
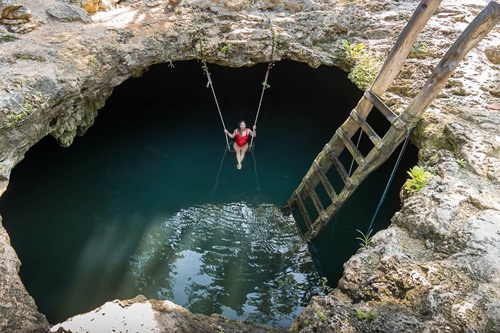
(235, 129, 249, 147)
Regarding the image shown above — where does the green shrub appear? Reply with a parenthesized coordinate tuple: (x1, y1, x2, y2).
(356, 308, 379, 320)
(404, 166, 433, 193)
(341, 39, 380, 90)
(356, 229, 374, 248)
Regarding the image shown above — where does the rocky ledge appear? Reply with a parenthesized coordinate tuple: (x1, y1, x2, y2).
(0, 0, 499, 332)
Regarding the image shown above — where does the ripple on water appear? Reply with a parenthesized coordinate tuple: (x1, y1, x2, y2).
(125, 201, 323, 327)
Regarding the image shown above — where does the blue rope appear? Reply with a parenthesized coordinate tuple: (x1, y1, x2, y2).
(366, 133, 411, 234)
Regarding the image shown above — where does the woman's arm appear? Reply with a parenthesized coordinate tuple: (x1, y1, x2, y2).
(250, 125, 256, 137)
(225, 129, 235, 138)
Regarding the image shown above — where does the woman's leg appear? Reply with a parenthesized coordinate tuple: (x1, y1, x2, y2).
(234, 143, 243, 169)
(239, 144, 249, 165)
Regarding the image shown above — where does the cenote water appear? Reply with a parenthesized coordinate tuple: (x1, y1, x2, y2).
(0, 61, 417, 327)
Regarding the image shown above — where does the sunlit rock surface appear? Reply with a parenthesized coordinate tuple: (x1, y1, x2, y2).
(0, 0, 499, 332)
(50, 295, 290, 333)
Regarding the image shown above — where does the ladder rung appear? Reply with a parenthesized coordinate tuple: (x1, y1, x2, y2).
(303, 178, 325, 215)
(324, 144, 353, 188)
(336, 128, 366, 166)
(293, 191, 313, 229)
(364, 90, 405, 129)
(350, 109, 384, 150)
(312, 161, 338, 204)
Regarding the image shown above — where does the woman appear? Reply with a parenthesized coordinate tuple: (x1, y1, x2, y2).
(224, 120, 256, 170)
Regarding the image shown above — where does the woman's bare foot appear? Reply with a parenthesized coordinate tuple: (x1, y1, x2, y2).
(237, 164, 242, 170)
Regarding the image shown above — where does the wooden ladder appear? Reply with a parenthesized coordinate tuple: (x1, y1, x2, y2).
(287, 0, 500, 241)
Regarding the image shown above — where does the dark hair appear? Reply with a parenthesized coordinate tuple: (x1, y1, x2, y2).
(238, 120, 246, 126)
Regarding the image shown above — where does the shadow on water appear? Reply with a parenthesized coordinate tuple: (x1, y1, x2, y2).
(0, 60, 417, 326)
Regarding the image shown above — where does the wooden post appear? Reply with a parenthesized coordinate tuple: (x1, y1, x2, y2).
(401, 0, 500, 127)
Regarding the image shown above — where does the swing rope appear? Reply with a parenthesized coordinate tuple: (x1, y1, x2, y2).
(365, 131, 411, 235)
(249, 20, 277, 149)
(249, 62, 272, 149)
(202, 61, 231, 151)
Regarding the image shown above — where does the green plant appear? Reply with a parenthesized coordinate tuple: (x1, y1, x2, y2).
(356, 308, 379, 320)
(409, 42, 428, 59)
(219, 45, 228, 54)
(316, 311, 327, 321)
(6, 99, 36, 127)
(342, 39, 365, 62)
(356, 229, 374, 248)
(265, 13, 280, 54)
(88, 55, 102, 72)
(14, 53, 46, 62)
(321, 276, 333, 293)
(348, 55, 379, 90)
(303, 318, 311, 325)
(152, 38, 174, 67)
(456, 158, 466, 168)
(193, 14, 206, 58)
(341, 39, 380, 90)
(0, 32, 18, 43)
(404, 166, 433, 193)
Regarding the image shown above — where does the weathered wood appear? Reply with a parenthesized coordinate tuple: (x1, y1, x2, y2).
(312, 161, 338, 203)
(305, 1, 500, 240)
(400, 0, 500, 127)
(364, 90, 405, 129)
(324, 144, 353, 188)
(293, 0, 442, 202)
(303, 178, 325, 215)
(371, 0, 443, 95)
(336, 128, 366, 166)
(289, 0, 500, 241)
(293, 191, 313, 229)
(349, 109, 383, 150)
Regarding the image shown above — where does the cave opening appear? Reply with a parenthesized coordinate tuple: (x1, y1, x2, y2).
(0, 60, 417, 327)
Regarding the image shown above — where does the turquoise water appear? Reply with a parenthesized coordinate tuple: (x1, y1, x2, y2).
(0, 61, 416, 327)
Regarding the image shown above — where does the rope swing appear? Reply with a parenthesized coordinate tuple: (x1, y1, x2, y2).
(250, 18, 277, 151)
(202, 61, 231, 151)
(197, 13, 278, 153)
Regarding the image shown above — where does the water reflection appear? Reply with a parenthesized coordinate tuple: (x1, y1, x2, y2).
(125, 202, 322, 327)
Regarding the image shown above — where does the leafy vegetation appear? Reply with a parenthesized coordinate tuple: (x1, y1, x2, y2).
(356, 308, 379, 320)
(321, 276, 333, 293)
(193, 14, 206, 59)
(403, 166, 433, 193)
(219, 45, 228, 54)
(356, 229, 374, 248)
(14, 53, 46, 62)
(409, 41, 429, 59)
(341, 39, 381, 90)
(316, 310, 327, 320)
(456, 158, 466, 168)
(0, 32, 18, 43)
(152, 37, 174, 68)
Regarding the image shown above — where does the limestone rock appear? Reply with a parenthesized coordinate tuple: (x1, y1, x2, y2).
(46, 3, 91, 23)
(50, 296, 289, 333)
(485, 44, 500, 65)
(0, 221, 50, 333)
(0, 0, 499, 332)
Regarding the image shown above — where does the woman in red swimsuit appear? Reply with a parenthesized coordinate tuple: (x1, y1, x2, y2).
(224, 120, 256, 170)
